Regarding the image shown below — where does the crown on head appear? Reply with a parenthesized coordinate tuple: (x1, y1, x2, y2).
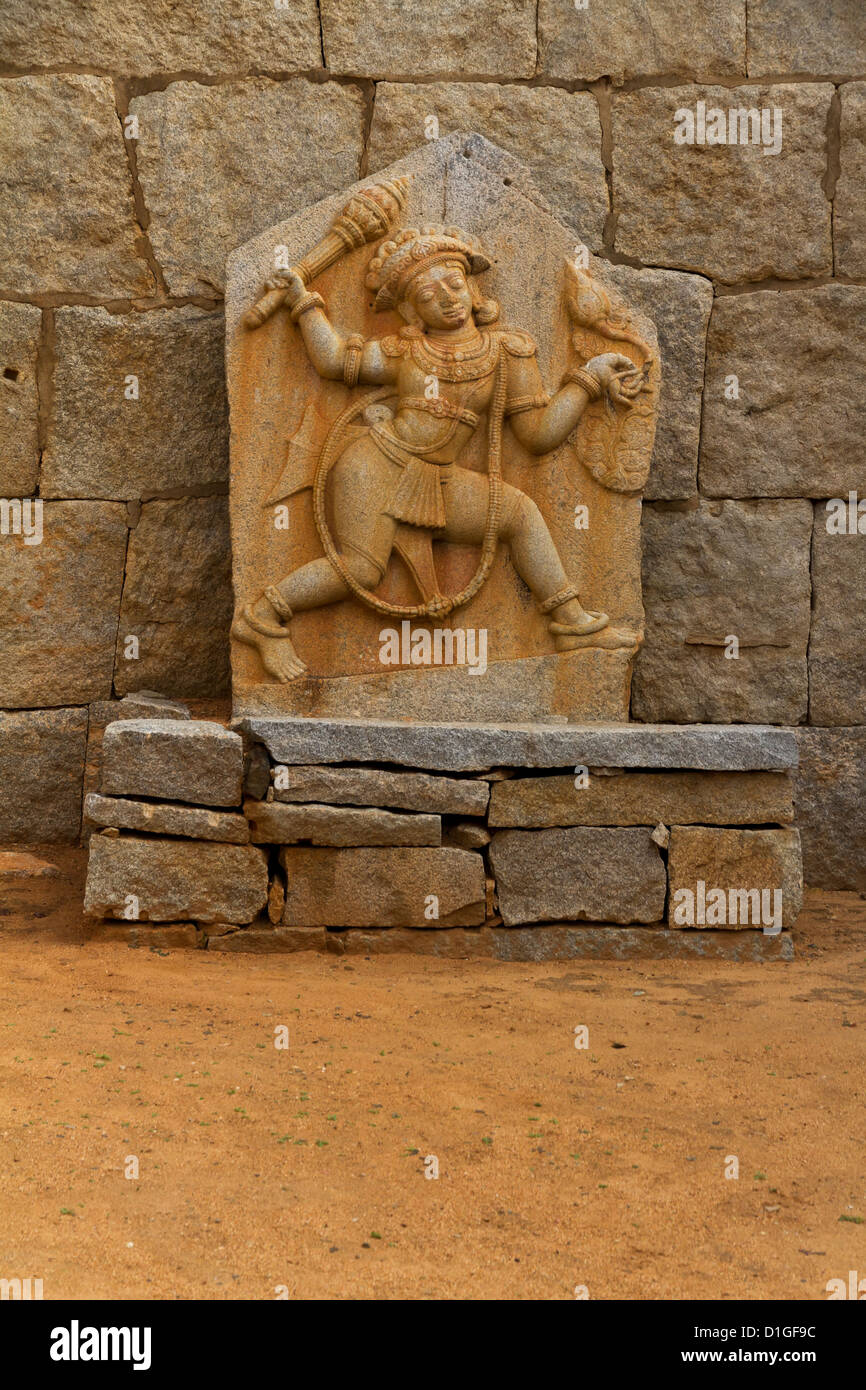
(365, 226, 490, 311)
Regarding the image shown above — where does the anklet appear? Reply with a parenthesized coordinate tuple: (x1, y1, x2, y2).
(242, 604, 293, 639)
(539, 584, 581, 615)
(265, 585, 293, 621)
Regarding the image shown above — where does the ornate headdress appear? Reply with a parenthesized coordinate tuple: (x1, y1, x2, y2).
(365, 225, 490, 311)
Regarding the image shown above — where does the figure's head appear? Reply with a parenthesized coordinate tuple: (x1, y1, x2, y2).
(365, 226, 498, 329)
(403, 260, 474, 331)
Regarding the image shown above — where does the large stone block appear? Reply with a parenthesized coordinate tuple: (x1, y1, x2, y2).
(84, 835, 268, 922)
(42, 307, 228, 501)
(489, 770, 793, 828)
(0, 76, 152, 298)
(320, 0, 537, 77)
(667, 826, 803, 928)
(538, 0, 746, 82)
(795, 728, 866, 892)
(245, 799, 440, 846)
(603, 266, 712, 499)
(85, 792, 249, 844)
(271, 764, 489, 815)
(113, 498, 232, 699)
(131, 79, 367, 296)
(633, 500, 812, 724)
(0, 302, 40, 496)
(0, 501, 128, 707)
(101, 719, 244, 806)
(238, 648, 634, 725)
(700, 287, 866, 498)
(836, 83, 866, 280)
(747, 1, 866, 76)
(280, 846, 487, 926)
(612, 84, 833, 283)
(0, 0, 321, 76)
(488, 827, 666, 925)
(244, 716, 799, 772)
(368, 84, 608, 250)
(809, 509, 866, 725)
(0, 709, 87, 844)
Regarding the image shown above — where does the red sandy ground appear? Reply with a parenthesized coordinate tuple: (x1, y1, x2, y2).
(1, 847, 863, 1301)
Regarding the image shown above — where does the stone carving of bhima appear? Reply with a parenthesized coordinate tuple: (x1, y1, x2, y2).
(232, 180, 654, 683)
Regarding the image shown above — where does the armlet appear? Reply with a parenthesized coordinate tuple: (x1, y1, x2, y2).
(505, 391, 551, 416)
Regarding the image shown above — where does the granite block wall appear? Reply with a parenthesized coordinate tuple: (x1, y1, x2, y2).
(0, 1, 862, 887)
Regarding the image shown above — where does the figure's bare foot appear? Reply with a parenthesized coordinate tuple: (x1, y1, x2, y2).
(551, 624, 639, 653)
(232, 605, 308, 683)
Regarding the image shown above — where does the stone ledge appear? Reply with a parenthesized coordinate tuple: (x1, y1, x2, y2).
(239, 717, 798, 773)
(487, 926, 794, 962)
(191, 923, 794, 961)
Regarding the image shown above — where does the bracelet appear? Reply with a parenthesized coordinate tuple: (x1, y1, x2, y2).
(562, 366, 603, 402)
(343, 333, 365, 388)
(290, 291, 325, 324)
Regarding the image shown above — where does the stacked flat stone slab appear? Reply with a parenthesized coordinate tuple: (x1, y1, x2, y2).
(84, 719, 267, 942)
(99, 719, 244, 805)
(83, 717, 802, 959)
(246, 801, 441, 847)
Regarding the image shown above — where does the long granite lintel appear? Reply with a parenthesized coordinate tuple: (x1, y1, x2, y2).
(237, 717, 798, 774)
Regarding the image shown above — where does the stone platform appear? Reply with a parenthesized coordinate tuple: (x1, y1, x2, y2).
(238, 715, 797, 772)
(82, 715, 802, 958)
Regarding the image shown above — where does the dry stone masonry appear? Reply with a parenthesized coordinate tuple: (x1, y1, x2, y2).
(0, 0, 862, 918)
(82, 714, 801, 958)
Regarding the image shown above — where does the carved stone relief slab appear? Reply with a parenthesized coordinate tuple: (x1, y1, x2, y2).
(226, 134, 659, 723)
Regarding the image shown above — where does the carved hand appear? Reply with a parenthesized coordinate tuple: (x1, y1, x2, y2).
(584, 351, 646, 410)
(263, 269, 306, 308)
(584, 351, 636, 387)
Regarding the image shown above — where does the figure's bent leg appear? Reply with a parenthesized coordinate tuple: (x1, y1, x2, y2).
(502, 492, 641, 649)
(233, 555, 363, 684)
(441, 470, 636, 650)
(499, 491, 606, 633)
(444, 473, 609, 636)
(233, 439, 399, 682)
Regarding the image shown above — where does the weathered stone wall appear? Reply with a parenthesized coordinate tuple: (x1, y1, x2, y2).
(0, 2, 863, 888)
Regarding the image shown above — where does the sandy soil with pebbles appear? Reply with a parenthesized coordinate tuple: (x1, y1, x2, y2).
(1, 847, 864, 1300)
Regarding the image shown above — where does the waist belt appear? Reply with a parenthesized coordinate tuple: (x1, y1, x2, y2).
(399, 397, 479, 428)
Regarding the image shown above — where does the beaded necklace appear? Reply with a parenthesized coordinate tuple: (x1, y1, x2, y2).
(409, 331, 500, 382)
